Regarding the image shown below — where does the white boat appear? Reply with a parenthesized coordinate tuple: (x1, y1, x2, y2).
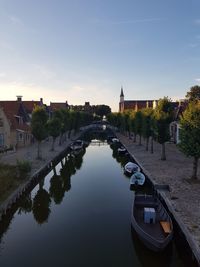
(111, 138, 119, 143)
(124, 162, 140, 176)
(117, 147, 126, 154)
(130, 171, 145, 189)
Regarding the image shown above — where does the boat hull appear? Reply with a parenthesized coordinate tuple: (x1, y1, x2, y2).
(131, 194, 173, 252)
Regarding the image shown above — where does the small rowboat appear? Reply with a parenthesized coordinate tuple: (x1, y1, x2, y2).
(124, 162, 140, 176)
(131, 193, 173, 251)
(130, 171, 145, 190)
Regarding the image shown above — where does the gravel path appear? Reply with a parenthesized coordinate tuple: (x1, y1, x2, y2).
(116, 133, 200, 251)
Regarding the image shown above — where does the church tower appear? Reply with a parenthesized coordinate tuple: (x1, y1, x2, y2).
(119, 86, 124, 112)
(120, 86, 124, 103)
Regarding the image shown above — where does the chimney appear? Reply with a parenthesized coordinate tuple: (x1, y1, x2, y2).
(17, 95, 22, 102)
(40, 98, 43, 104)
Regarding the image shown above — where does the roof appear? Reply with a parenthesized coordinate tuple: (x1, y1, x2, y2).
(50, 102, 69, 111)
(0, 101, 30, 131)
(23, 101, 42, 113)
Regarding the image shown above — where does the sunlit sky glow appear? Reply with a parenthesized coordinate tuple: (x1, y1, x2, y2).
(0, 0, 200, 111)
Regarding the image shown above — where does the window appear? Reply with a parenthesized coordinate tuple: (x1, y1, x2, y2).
(0, 118, 3, 127)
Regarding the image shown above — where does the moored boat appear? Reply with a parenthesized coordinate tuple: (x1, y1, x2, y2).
(131, 193, 173, 251)
(117, 146, 126, 154)
(124, 162, 140, 176)
(130, 171, 145, 190)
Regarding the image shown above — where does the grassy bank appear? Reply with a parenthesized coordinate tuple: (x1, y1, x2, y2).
(0, 161, 31, 203)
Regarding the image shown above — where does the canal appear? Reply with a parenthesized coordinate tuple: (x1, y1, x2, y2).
(0, 137, 186, 267)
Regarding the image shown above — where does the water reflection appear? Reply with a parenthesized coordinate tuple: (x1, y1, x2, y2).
(0, 133, 187, 266)
(32, 179, 51, 224)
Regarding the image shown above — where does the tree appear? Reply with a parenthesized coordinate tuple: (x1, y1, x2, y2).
(178, 101, 200, 179)
(95, 105, 111, 118)
(141, 108, 153, 151)
(153, 97, 173, 160)
(135, 111, 143, 145)
(47, 117, 61, 151)
(31, 106, 48, 159)
(186, 85, 200, 102)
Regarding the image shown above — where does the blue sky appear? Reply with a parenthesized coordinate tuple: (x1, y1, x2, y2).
(0, 0, 200, 111)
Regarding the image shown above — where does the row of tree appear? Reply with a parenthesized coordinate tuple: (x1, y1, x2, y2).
(31, 107, 95, 159)
(107, 85, 200, 179)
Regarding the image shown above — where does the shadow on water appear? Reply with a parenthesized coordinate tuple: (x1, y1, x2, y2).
(131, 227, 177, 267)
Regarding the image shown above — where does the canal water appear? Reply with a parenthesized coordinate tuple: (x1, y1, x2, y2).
(0, 138, 186, 267)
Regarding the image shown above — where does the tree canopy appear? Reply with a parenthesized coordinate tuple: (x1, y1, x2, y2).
(186, 85, 200, 102)
(178, 101, 200, 179)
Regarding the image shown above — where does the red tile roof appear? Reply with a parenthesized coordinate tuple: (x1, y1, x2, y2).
(0, 101, 30, 131)
(50, 102, 68, 111)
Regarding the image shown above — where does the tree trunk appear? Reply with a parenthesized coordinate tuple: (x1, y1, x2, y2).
(51, 138, 55, 151)
(133, 133, 136, 143)
(146, 137, 149, 151)
(59, 134, 62, 146)
(191, 157, 199, 179)
(150, 136, 154, 153)
(161, 143, 166, 160)
(139, 135, 142, 146)
(37, 141, 41, 159)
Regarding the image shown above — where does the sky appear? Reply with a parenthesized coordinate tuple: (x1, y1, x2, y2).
(0, 0, 200, 111)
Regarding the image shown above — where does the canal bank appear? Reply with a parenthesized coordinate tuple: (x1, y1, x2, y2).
(0, 132, 186, 267)
(116, 132, 200, 266)
(0, 130, 82, 220)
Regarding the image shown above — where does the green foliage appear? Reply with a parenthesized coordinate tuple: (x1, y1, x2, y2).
(47, 117, 62, 138)
(179, 102, 200, 158)
(141, 108, 153, 138)
(95, 105, 111, 117)
(153, 97, 173, 144)
(135, 111, 143, 136)
(186, 85, 200, 102)
(31, 106, 48, 142)
(17, 160, 31, 179)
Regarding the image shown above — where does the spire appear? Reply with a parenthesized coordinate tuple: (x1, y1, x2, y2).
(120, 86, 124, 97)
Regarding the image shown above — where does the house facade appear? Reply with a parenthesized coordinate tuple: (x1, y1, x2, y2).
(0, 96, 44, 149)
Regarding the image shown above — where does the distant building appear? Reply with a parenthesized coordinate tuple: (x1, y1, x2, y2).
(50, 101, 70, 112)
(119, 87, 157, 112)
(0, 96, 44, 149)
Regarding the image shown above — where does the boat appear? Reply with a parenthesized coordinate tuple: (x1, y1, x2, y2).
(124, 162, 140, 176)
(111, 138, 119, 143)
(70, 140, 84, 151)
(131, 193, 173, 251)
(130, 171, 145, 189)
(117, 146, 126, 154)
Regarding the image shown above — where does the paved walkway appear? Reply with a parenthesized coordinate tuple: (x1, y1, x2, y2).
(0, 131, 80, 176)
(116, 133, 200, 259)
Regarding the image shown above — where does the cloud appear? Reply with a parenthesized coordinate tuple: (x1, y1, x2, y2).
(195, 78, 200, 83)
